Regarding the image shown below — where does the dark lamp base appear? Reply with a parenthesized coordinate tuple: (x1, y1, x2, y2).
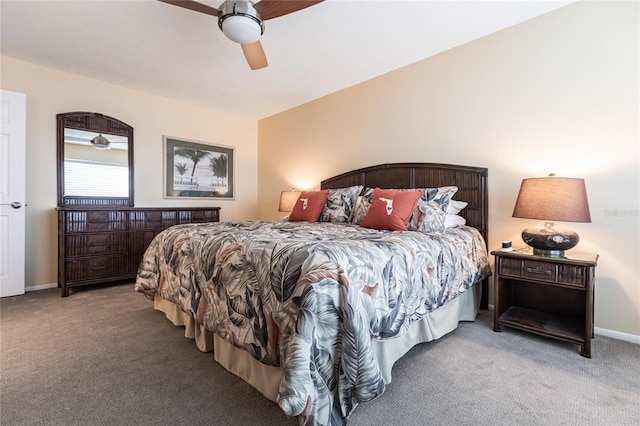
(522, 223, 579, 257)
(532, 248, 566, 257)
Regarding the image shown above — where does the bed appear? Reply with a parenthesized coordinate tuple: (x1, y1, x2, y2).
(135, 162, 491, 425)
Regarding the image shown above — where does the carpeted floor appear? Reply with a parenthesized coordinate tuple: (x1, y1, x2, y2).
(1, 283, 638, 425)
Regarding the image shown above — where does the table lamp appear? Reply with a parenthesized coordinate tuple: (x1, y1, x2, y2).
(278, 189, 301, 219)
(512, 175, 591, 256)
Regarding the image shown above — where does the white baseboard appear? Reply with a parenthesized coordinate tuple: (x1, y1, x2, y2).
(25, 282, 57, 292)
(595, 327, 640, 345)
(486, 304, 639, 345)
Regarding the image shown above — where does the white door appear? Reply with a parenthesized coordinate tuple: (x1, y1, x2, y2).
(0, 90, 26, 297)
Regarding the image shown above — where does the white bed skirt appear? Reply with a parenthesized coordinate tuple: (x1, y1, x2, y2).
(153, 283, 482, 403)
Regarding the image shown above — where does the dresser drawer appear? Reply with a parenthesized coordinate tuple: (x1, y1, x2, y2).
(65, 255, 130, 283)
(498, 258, 586, 288)
(129, 210, 178, 231)
(65, 233, 128, 257)
(178, 209, 220, 224)
(129, 231, 158, 255)
(64, 210, 127, 233)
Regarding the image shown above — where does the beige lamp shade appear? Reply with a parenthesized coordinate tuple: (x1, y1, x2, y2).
(512, 176, 591, 256)
(512, 176, 591, 223)
(279, 190, 301, 212)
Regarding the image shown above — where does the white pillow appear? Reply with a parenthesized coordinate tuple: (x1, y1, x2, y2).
(446, 200, 468, 215)
(444, 214, 466, 228)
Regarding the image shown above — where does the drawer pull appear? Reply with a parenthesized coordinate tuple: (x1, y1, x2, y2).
(526, 267, 552, 276)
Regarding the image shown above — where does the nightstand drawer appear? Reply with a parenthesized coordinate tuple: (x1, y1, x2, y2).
(498, 258, 586, 288)
(523, 260, 556, 281)
(497, 258, 523, 277)
(557, 265, 587, 287)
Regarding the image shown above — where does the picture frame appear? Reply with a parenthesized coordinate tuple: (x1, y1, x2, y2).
(163, 136, 234, 199)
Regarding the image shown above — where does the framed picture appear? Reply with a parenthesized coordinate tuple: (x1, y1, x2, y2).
(164, 136, 234, 199)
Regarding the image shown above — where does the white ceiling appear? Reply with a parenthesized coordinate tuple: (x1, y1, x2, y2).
(1, 0, 574, 119)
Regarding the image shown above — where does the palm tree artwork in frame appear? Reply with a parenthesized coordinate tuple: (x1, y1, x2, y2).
(163, 136, 234, 199)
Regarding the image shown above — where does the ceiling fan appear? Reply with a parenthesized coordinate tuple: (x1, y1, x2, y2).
(159, 0, 324, 70)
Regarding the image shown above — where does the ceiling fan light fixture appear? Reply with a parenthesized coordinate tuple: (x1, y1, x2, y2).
(221, 15, 262, 44)
(91, 134, 111, 150)
(218, 1, 264, 44)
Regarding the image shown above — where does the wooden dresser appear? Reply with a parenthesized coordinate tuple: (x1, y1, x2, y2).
(57, 207, 220, 297)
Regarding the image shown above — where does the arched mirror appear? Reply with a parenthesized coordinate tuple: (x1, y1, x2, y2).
(57, 112, 134, 207)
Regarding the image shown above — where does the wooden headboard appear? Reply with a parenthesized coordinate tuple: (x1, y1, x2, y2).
(321, 163, 489, 245)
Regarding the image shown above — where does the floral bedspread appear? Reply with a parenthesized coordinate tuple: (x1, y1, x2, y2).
(135, 221, 490, 425)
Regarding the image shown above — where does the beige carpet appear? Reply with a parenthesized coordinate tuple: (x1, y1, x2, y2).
(1, 283, 639, 425)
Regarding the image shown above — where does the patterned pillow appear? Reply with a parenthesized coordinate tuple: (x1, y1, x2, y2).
(360, 188, 422, 231)
(350, 187, 375, 225)
(319, 185, 363, 223)
(407, 186, 458, 233)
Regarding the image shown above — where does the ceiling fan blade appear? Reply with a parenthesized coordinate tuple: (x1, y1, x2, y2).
(254, 0, 324, 21)
(241, 41, 268, 70)
(157, 0, 219, 17)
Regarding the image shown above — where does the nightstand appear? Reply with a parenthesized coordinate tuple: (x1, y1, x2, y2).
(492, 248, 598, 358)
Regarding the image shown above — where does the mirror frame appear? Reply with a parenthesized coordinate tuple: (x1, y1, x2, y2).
(57, 112, 134, 207)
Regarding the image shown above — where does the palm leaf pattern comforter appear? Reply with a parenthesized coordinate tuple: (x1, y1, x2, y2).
(135, 221, 490, 425)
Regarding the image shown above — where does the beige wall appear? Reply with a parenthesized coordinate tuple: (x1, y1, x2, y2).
(1, 57, 259, 289)
(258, 2, 639, 337)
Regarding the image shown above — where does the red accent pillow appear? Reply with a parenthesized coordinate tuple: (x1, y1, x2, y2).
(289, 190, 330, 222)
(360, 188, 422, 231)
